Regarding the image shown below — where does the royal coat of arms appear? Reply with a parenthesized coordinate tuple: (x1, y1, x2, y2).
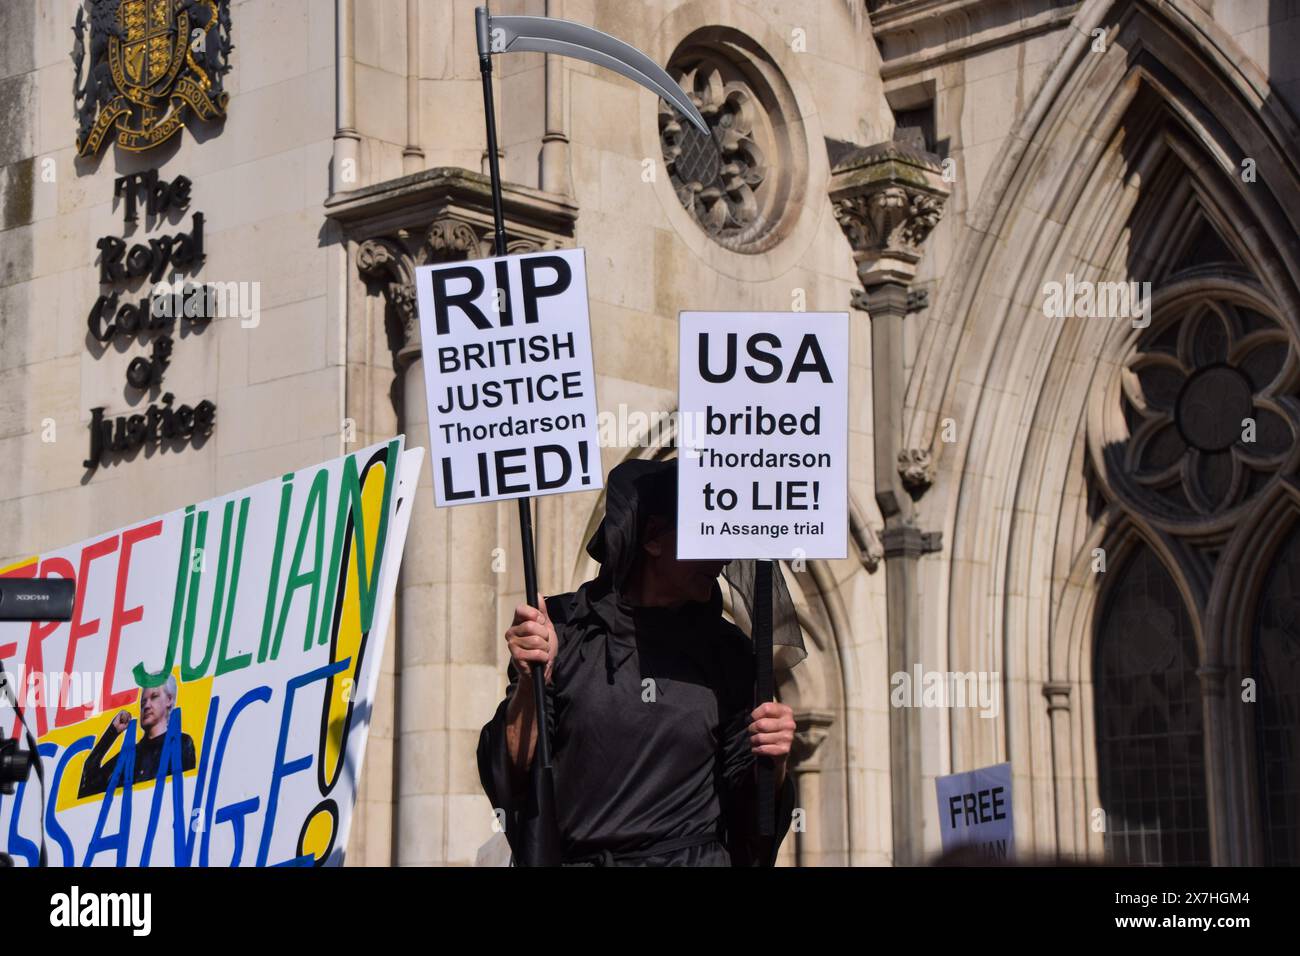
(72, 0, 233, 157)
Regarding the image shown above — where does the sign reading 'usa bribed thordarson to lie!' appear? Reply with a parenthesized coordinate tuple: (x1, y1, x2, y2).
(678, 312, 850, 561)
(414, 249, 603, 506)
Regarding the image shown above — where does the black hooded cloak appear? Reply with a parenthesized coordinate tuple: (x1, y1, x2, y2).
(477, 459, 797, 866)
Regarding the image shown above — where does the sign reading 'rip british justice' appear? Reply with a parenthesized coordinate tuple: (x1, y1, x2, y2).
(414, 248, 603, 506)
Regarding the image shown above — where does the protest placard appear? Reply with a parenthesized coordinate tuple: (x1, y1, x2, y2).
(414, 248, 603, 506)
(0, 439, 420, 866)
(677, 312, 849, 560)
(936, 762, 1015, 861)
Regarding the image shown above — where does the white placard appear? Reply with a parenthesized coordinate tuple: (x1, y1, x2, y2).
(677, 312, 849, 560)
(935, 762, 1015, 861)
(414, 248, 603, 506)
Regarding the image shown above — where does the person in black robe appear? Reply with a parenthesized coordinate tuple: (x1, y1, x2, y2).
(78, 676, 197, 798)
(478, 458, 798, 866)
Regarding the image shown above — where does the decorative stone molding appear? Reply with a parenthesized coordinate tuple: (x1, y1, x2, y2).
(852, 283, 928, 315)
(881, 523, 942, 558)
(858, 281, 911, 318)
(1090, 279, 1299, 533)
(1042, 681, 1072, 713)
(423, 217, 485, 259)
(830, 138, 948, 867)
(829, 140, 949, 289)
(867, 0, 1079, 83)
(791, 710, 836, 771)
(832, 140, 947, 531)
(354, 221, 515, 366)
(327, 167, 578, 366)
(355, 235, 418, 360)
(659, 28, 807, 254)
(1196, 665, 1228, 698)
(897, 448, 935, 496)
(850, 498, 886, 572)
(661, 66, 770, 242)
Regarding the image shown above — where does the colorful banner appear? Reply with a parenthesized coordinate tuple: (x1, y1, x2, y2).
(0, 439, 422, 867)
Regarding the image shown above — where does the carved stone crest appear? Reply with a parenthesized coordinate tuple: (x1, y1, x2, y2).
(73, 0, 233, 157)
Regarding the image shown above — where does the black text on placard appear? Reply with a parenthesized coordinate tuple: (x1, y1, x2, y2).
(677, 312, 850, 560)
(414, 249, 603, 506)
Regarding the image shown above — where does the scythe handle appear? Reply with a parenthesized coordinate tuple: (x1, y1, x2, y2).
(754, 560, 775, 837)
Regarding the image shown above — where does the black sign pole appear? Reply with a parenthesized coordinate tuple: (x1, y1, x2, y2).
(476, 7, 559, 867)
(472, 2, 710, 866)
(754, 559, 775, 837)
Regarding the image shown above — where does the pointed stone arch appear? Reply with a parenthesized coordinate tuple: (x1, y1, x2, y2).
(1203, 477, 1300, 863)
(898, 0, 1300, 860)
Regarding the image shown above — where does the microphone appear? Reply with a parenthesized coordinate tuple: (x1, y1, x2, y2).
(0, 738, 32, 796)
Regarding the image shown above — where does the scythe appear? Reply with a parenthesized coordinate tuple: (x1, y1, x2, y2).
(472, 6, 718, 867)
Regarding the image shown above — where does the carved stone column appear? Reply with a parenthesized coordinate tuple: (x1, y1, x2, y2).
(1043, 681, 1074, 858)
(830, 140, 947, 865)
(788, 710, 835, 867)
(328, 168, 577, 865)
(402, 0, 424, 176)
(332, 0, 359, 194)
(1196, 664, 1234, 864)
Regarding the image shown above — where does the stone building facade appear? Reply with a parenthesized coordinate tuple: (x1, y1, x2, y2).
(1, 0, 1296, 866)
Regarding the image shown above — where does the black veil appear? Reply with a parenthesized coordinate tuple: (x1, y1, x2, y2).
(585, 458, 806, 669)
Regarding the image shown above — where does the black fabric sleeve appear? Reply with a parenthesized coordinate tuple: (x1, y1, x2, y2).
(476, 667, 557, 848)
(716, 626, 797, 867)
(718, 703, 797, 866)
(77, 724, 122, 799)
(476, 596, 563, 863)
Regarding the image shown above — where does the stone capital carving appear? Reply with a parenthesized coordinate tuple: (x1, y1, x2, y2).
(881, 522, 942, 558)
(849, 498, 885, 572)
(329, 167, 578, 367)
(829, 140, 949, 289)
(421, 217, 484, 261)
(897, 448, 935, 497)
(791, 711, 836, 771)
(358, 218, 555, 366)
(356, 234, 420, 366)
(1042, 681, 1072, 713)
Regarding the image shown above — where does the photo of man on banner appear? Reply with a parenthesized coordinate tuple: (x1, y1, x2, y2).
(77, 676, 197, 799)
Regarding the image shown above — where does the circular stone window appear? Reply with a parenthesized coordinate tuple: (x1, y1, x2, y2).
(1105, 290, 1300, 520)
(659, 30, 806, 255)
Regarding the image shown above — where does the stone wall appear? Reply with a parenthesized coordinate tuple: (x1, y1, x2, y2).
(1, 0, 1294, 868)
(0, 0, 343, 569)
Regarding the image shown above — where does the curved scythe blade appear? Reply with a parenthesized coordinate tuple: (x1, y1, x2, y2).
(489, 14, 710, 136)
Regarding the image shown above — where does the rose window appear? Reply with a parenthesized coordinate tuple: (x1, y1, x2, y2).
(658, 34, 801, 254)
(1121, 294, 1299, 517)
